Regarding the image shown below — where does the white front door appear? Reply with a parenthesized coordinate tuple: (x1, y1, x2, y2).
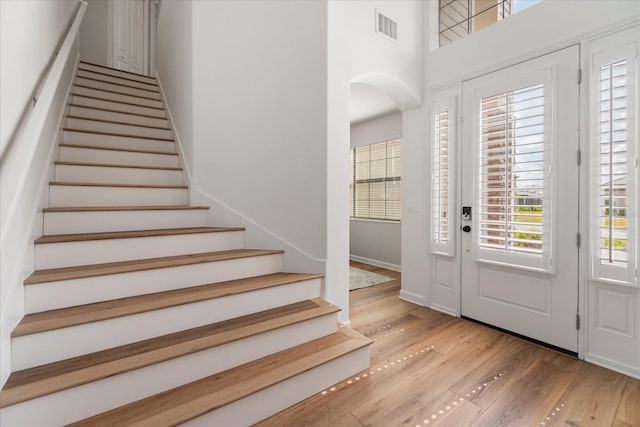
(460, 46, 580, 352)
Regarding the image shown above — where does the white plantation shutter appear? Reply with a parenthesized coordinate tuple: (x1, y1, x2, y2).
(351, 140, 401, 221)
(591, 42, 637, 285)
(474, 70, 553, 271)
(431, 93, 456, 256)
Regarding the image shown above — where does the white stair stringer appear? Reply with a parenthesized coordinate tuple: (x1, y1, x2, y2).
(35, 229, 245, 269)
(15, 277, 323, 369)
(24, 252, 284, 313)
(68, 104, 169, 128)
(42, 207, 209, 235)
(2, 312, 336, 427)
(59, 144, 179, 167)
(75, 77, 161, 100)
(70, 95, 166, 118)
(54, 163, 183, 187)
(62, 129, 175, 153)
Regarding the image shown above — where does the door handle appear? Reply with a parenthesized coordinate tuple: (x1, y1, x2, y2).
(462, 225, 471, 232)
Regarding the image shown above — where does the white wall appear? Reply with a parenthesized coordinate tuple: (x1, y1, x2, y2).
(0, 0, 83, 387)
(79, 0, 109, 66)
(0, 0, 78, 155)
(155, 0, 193, 173)
(350, 112, 402, 270)
(346, 1, 423, 109)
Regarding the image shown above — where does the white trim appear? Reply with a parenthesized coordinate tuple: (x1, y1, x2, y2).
(586, 353, 640, 380)
(107, 0, 114, 67)
(430, 303, 458, 317)
(399, 289, 426, 306)
(349, 255, 400, 272)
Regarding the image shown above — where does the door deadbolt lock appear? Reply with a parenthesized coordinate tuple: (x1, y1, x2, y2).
(462, 225, 471, 233)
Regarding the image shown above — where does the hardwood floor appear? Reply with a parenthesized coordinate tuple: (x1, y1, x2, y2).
(256, 261, 640, 427)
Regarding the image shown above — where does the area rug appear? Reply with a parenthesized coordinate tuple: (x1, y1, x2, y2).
(349, 267, 394, 291)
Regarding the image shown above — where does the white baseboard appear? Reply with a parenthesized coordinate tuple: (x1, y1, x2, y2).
(399, 290, 426, 306)
(430, 303, 458, 317)
(585, 353, 640, 380)
(349, 255, 400, 272)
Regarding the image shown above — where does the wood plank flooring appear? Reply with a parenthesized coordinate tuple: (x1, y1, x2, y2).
(256, 261, 640, 427)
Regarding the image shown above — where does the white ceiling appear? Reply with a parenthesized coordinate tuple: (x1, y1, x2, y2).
(350, 82, 399, 125)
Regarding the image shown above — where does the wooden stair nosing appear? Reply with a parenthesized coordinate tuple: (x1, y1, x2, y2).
(68, 103, 167, 120)
(76, 75, 160, 94)
(14, 273, 323, 336)
(42, 205, 209, 213)
(35, 227, 245, 245)
(24, 249, 285, 285)
(74, 84, 162, 102)
(1, 298, 336, 408)
(67, 328, 371, 427)
(63, 128, 174, 142)
(77, 68, 159, 88)
(59, 143, 178, 156)
(66, 115, 171, 131)
(70, 94, 166, 112)
(79, 61, 157, 82)
(55, 161, 182, 171)
(49, 182, 188, 190)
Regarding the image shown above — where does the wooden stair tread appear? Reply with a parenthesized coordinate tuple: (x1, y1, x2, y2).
(55, 161, 182, 171)
(63, 128, 174, 142)
(68, 327, 371, 427)
(24, 249, 284, 285)
(77, 68, 159, 88)
(14, 273, 323, 336)
(49, 182, 188, 189)
(0, 298, 337, 408)
(59, 143, 177, 156)
(68, 103, 166, 120)
(74, 84, 161, 102)
(66, 115, 171, 130)
(71, 94, 166, 111)
(79, 61, 157, 82)
(35, 227, 243, 244)
(42, 205, 209, 212)
(76, 76, 160, 93)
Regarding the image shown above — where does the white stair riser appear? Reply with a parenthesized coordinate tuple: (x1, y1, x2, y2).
(73, 86, 163, 109)
(60, 146, 178, 168)
(54, 164, 183, 187)
(35, 231, 244, 269)
(76, 77, 161, 100)
(71, 95, 166, 118)
(183, 347, 371, 427)
(14, 290, 327, 370)
(63, 130, 175, 153)
(43, 209, 208, 235)
(77, 69, 159, 91)
(69, 105, 169, 128)
(24, 253, 285, 313)
(49, 185, 188, 207)
(2, 315, 335, 426)
(66, 117, 172, 140)
(79, 64, 156, 85)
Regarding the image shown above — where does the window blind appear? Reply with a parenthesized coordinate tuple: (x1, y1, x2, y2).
(478, 82, 546, 256)
(433, 108, 450, 245)
(351, 140, 401, 221)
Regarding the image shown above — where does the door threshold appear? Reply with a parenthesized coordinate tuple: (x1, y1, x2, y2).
(461, 316, 578, 358)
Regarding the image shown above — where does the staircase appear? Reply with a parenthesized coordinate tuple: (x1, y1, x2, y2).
(0, 61, 371, 426)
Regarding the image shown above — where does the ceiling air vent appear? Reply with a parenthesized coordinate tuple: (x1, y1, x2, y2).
(376, 11, 397, 41)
